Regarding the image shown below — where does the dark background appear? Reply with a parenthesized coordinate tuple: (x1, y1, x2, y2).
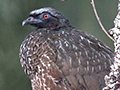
(0, 0, 118, 90)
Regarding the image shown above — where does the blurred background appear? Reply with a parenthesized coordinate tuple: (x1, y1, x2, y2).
(0, 0, 118, 90)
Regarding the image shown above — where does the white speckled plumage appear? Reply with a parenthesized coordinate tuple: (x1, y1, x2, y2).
(20, 7, 114, 90)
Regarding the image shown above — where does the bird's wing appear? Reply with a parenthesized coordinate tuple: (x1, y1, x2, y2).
(52, 29, 114, 90)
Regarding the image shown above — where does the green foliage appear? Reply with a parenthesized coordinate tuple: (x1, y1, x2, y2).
(0, 0, 117, 90)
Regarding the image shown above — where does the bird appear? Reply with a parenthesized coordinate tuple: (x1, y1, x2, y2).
(20, 7, 114, 90)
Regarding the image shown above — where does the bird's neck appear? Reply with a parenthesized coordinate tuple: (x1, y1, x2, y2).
(35, 25, 74, 33)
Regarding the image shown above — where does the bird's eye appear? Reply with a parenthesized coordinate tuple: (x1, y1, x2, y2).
(43, 14, 49, 19)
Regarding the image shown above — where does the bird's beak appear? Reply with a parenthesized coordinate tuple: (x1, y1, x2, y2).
(22, 17, 34, 26)
(22, 17, 43, 27)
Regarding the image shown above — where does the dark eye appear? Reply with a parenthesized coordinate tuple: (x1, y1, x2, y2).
(43, 14, 49, 19)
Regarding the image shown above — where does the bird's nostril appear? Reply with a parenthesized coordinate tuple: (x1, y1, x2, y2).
(28, 17, 34, 21)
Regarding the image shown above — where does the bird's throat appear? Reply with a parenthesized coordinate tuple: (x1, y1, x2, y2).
(47, 25, 56, 29)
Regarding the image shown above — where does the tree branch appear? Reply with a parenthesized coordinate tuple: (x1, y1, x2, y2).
(102, 0, 120, 89)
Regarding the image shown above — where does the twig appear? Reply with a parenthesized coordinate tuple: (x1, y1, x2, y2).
(91, 0, 115, 42)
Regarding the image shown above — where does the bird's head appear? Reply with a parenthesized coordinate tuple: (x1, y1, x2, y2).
(22, 7, 72, 30)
